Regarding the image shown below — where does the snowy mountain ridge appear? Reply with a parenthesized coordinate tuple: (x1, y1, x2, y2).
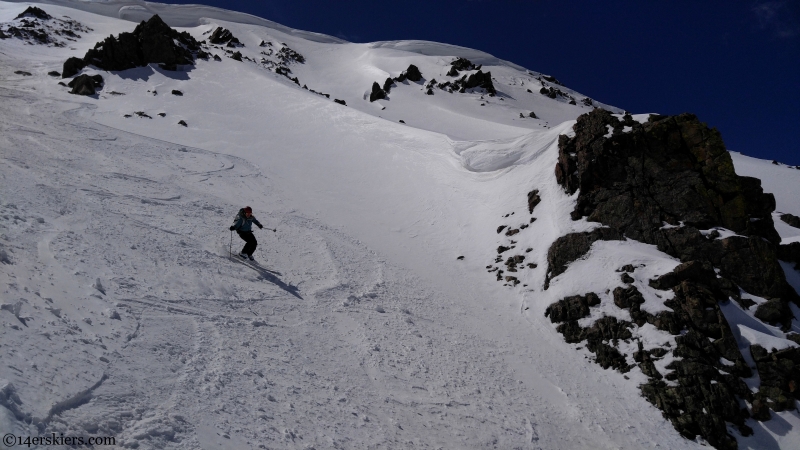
(1, 1, 799, 449)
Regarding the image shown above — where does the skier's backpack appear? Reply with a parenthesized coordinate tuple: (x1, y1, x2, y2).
(231, 208, 245, 228)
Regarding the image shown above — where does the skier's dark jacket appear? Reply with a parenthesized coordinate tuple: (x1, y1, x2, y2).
(231, 209, 262, 232)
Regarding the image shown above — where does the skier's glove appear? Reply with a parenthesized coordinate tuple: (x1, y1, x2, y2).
(257, 224, 263, 229)
(229, 226, 235, 231)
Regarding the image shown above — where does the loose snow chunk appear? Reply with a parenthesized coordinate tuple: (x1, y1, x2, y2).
(699, 227, 741, 240)
(719, 357, 735, 366)
(741, 290, 768, 306)
(612, 113, 652, 124)
(737, 324, 798, 352)
(659, 221, 683, 230)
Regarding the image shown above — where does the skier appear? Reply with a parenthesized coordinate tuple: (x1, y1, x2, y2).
(230, 206, 263, 261)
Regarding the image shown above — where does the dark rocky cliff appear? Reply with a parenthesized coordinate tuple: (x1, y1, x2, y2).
(545, 109, 800, 449)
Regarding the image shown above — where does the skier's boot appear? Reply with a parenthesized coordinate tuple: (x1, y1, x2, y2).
(239, 252, 248, 259)
(248, 254, 255, 261)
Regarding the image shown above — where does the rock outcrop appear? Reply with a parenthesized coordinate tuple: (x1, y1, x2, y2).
(553, 109, 795, 304)
(404, 64, 422, 82)
(67, 74, 103, 96)
(1, 6, 90, 47)
(208, 27, 242, 47)
(15, 6, 51, 20)
(544, 227, 621, 288)
(62, 15, 200, 77)
(369, 82, 386, 102)
(544, 108, 800, 449)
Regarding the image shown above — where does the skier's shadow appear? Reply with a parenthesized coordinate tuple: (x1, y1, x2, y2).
(234, 258, 302, 300)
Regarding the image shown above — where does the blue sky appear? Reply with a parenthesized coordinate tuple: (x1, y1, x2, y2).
(163, 0, 799, 165)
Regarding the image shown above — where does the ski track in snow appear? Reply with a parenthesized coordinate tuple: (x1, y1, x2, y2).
(0, 84, 704, 449)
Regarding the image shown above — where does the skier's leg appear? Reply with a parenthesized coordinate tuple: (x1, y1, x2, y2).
(236, 231, 250, 256)
(243, 232, 258, 256)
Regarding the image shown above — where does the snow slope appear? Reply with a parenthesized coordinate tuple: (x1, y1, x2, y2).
(1, 1, 799, 449)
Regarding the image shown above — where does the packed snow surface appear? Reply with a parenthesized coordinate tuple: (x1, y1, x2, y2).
(1, 1, 799, 449)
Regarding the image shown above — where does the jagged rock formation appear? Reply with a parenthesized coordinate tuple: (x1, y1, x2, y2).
(553, 109, 794, 303)
(403, 64, 422, 82)
(544, 108, 800, 449)
(369, 82, 386, 102)
(15, 6, 51, 20)
(446, 57, 479, 76)
(366, 59, 499, 103)
(62, 15, 201, 77)
(208, 27, 242, 47)
(539, 85, 571, 100)
(276, 47, 305, 64)
(0, 6, 90, 46)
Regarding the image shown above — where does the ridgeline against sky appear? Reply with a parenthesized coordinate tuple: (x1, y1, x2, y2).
(160, 0, 800, 165)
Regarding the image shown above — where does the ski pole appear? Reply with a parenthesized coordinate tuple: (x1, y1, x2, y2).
(229, 230, 233, 259)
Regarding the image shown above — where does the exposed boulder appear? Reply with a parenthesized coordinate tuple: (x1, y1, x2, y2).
(781, 213, 800, 229)
(62, 57, 87, 78)
(231, 51, 242, 61)
(649, 261, 717, 291)
(553, 315, 633, 371)
(47, 70, 60, 77)
(67, 74, 103, 96)
(749, 345, 800, 414)
(73, 15, 200, 74)
(527, 189, 541, 213)
(544, 293, 600, 323)
(171, 90, 183, 96)
(208, 27, 242, 47)
(369, 82, 386, 102)
(753, 298, 793, 329)
(451, 57, 477, 72)
(541, 74, 562, 85)
(382, 77, 394, 93)
(462, 70, 496, 95)
(545, 228, 622, 288)
(404, 64, 422, 82)
(334, 99, 346, 106)
(178, 120, 187, 127)
(539, 86, 559, 99)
